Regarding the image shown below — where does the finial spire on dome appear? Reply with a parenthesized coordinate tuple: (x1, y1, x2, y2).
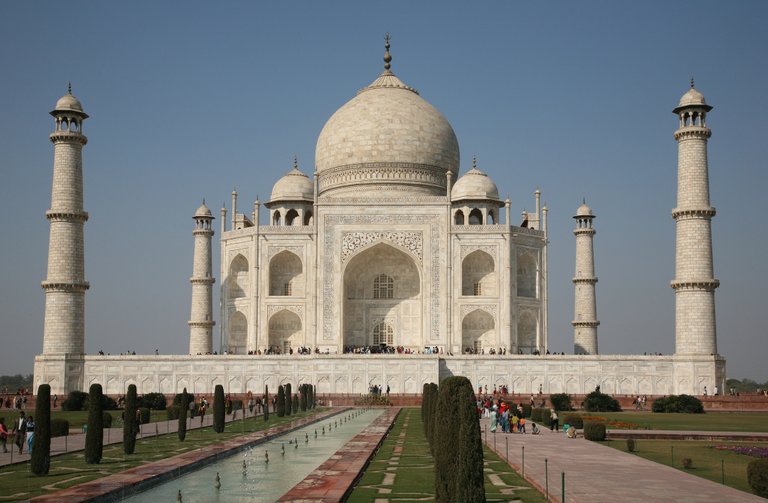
(383, 33, 392, 72)
(203, 198, 206, 205)
(293, 155, 298, 170)
(690, 76, 695, 89)
(67, 82, 72, 95)
(472, 156, 477, 169)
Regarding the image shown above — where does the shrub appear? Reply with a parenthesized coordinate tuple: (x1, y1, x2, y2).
(747, 458, 768, 498)
(292, 394, 299, 413)
(178, 388, 189, 441)
(213, 385, 225, 433)
(583, 421, 606, 441)
(626, 438, 636, 452)
(84, 394, 117, 411)
(123, 384, 138, 455)
(583, 391, 622, 412)
(62, 390, 88, 411)
(31, 384, 51, 475)
(102, 412, 113, 428)
(562, 414, 583, 429)
(652, 395, 704, 414)
(137, 407, 150, 424)
(433, 376, 484, 503)
(85, 384, 104, 464)
(300, 385, 308, 412)
(285, 384, 292, 416)
(263, 385, 269, 422)
(50, 418, 69, 437)
(682, 457, 693, 469)
(521, 403, 532, 418)
(138, 392, 167, 410)
(549, 393, 573, 411)
(530, 408, 543, 422)
(276, 386, 286, 417)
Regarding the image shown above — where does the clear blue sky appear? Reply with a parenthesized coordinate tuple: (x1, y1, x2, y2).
(1, 2, 766, 381)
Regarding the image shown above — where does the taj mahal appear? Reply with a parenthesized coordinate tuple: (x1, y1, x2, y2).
(33, 39, 726, 397)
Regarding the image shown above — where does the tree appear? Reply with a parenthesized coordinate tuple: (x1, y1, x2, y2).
(123, 384, 138, 454)
(276, 385, 286, 417)
(293, 394, 299, 413)
(85, 384, 104, 464)
(264, 385, 270, 422)
(178, 388, 189, 441)
(421, 383, 429, 434)
(285, 383, 292, 415)
(433, 376, 485, 503)
(30, 384, 51, 475)
(300, 384, 308, 411)
(426, 383, 438, 451)
(213, 385, 225, 433)
(583, 390, 622, 412)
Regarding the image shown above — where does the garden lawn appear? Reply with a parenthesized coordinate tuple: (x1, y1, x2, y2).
(605, 439, 761, 495)
(575, 411, 768, 432)
(348, 408, 547, 503)
(0, 408, 323, 502)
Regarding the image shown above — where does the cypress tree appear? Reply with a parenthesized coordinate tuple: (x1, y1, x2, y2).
(427, 383, 438, 450)
(276, 385, 285, 417)
(178, 388, 188, 441)
(300, 385, 307, 411)
(123, 384, 138, 454)
(421, 383, 430, 435)
(213, 384, 225, 433)
(30, 384, 51, 475)
(263, 385, 269, 422)
(285, 383, 292, 415)
(293, 394, 299, 413)
(85, 383, 104, 464)
(433, 376, 485, 503)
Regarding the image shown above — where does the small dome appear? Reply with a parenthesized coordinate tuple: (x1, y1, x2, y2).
(673, 81, 712, 114)
(270, 166, 313, 202)
(194, 202, 213, 218)
(575, 202, 593, 217)
(451, 164, 500, 201)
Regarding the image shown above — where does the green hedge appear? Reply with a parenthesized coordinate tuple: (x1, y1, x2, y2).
(652, 394, 704, 413)
(137, 407, 150, 424)
(562, 414, 583, 429)
(748, 458, 768, 498)
(85, 384, 104, 464)
(583, 421, 606, 441)
(102, 412, 113, 428)
(31, 384, 51, 475)
(214, 385, 225, 432)
(138, 392, 167, 410)
(166, 405, 182, 420)
(61, 391, 88, 411)
(549, 393, 573, 411)
(583, 391, 621, 412)
(50, 418, 69, 437)
(123, 384, 138, 455)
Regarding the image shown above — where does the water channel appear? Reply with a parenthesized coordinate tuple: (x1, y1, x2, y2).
(119, 408, 383, 502)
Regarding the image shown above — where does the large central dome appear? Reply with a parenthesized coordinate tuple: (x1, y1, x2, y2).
(315, 45, 459, 197)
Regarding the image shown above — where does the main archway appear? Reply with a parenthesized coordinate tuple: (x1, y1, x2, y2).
(342, 242, 421, 350)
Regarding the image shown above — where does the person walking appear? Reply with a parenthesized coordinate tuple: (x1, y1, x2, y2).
(550, 410, 559, 432)
(12, 411, 26, 454)
(0, 418, 9, 453)
(25, 415, 35, 455)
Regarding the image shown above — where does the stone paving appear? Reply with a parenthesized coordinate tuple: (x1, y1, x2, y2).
(480, 418, 766, 502)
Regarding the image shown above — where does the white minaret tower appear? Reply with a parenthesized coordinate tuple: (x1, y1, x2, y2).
(572, 201, 599, 355)
(189, 201, 215, 354)
(38, 85, 89, 394)
(672, 80, 719, 355)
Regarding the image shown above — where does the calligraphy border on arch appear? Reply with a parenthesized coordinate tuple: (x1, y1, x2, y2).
(341, 231, 423, 264)
(323, 214, 441, 340)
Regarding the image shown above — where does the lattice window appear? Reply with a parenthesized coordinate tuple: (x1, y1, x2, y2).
(283, 282, 292, 296)
(473, 340, 483, 353)
(473, 282, 482, 296)
(373, 274, 394, 299)
(373, 322, 394, 346)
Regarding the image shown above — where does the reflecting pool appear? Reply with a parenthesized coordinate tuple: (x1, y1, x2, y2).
(120, 409, 382, 502)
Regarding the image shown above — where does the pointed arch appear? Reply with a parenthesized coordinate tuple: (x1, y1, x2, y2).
(462, 250, 496, 296)
(229, 254, 249, 298)
(268, 309, 302, 353)
(454, 209, 465, 225)
(462, 309, 495, 353)
(269, 250, 303, 296)
(468, 208, 483, 225)
(285, 209, 299, 226)
(228, 311, 247, 354)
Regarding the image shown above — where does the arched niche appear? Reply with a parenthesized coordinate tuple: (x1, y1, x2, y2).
(516, 248, 537, 298)
(454, 209, 465, 225)
(228, 311, 247, 354)
(462, 250, 496, 296)
(285, 209, 299, 226)
(269, 250, 303, 296)
(468, 208, 483, 225)
(462, 309, 495, 353)
(268, 309, 302, 353)
(229, 254, 249, 298)
(517, 308, 538, 352)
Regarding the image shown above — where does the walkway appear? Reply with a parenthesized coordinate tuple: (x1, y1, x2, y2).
(480, 419, 765, 502)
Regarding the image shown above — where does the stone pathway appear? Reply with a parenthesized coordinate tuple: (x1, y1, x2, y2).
(480, 418, 765, 502)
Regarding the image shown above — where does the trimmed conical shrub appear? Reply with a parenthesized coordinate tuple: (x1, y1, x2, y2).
(276, 385, 286, 417)
(85, 384, 104, 464)
(293, 394, 299, 413)
(30, 384, 51, 475)
(300, 384, 308, 411)
(178, 388, 188, 441)
(123, 384, 138, 454)
(264, 385, 269, 421)
(433, 376, 485, 502)
(285, 384, 292, 415)
(213, 385, 225, 433)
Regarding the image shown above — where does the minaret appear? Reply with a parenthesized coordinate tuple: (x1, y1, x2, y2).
(672, 80, 719, 355)
(42, 85, 90, 358)
(572, 201, 599, 355)
(189, 201, 215, 354)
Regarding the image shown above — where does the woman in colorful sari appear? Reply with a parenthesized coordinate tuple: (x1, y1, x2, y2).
(489, 405, 498, 433)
